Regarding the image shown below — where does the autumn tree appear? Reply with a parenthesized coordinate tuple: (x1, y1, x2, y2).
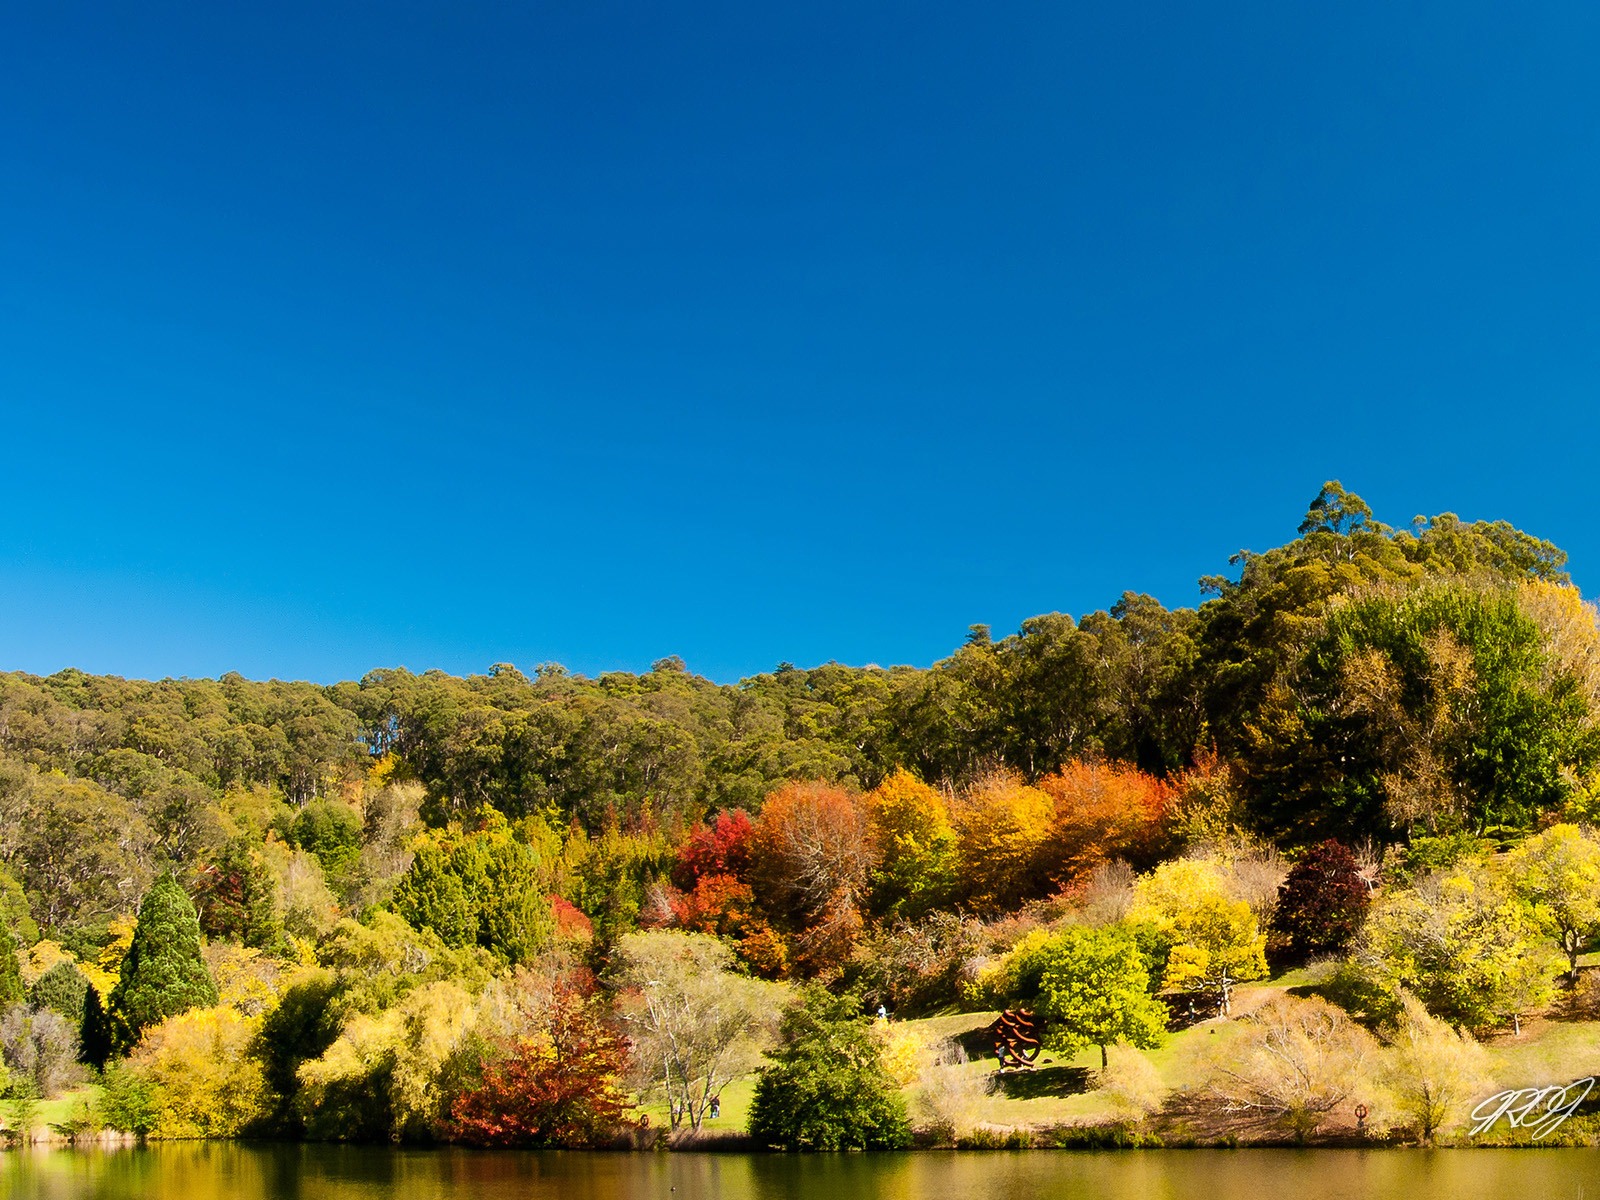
(672, 810, 754, 889)
(124, 1006, 269, 1137)
(1036, 925, 1167, 1068)
(1204, 994, 1377, 1142)
(448, 985, 633, 1147)
(950, 772, 1054, 912)
(1357, 865, 1561, 1033)
(194, 836, 281, 950)
(1269, 840, 1370, 965)
(750, 782, 871, 970)
(1130, 859, 1267, 1016)
(295, 980, 480, 1142)
(1382, 992, 1492, 1144)
(108, 871, 217, 1052)
(1506, 823, 1600, 981)
(1035, 759, 1172, 888)
(861, 769, 957, 917)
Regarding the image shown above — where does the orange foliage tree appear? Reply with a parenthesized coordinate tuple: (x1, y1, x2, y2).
(750, 782, 871, 973)
(447, 985, 633, 1147)
(1035, 759, 1174, 888)
(950, 772, 1054, 912)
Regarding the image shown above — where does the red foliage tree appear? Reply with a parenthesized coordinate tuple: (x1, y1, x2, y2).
(1269, 839, 1371, 965)
(672, 810, 755, 890)
(670, 872, 756, 937)
(448, 987, 633, 1147)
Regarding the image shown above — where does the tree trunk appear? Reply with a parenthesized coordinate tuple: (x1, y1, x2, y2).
(1100, 1043, 1108, 1070)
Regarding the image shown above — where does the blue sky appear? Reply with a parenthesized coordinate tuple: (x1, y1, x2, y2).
(4, 1, 1600, 684)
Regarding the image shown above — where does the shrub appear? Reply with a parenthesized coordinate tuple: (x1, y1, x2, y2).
(748, 988, 912, 1150)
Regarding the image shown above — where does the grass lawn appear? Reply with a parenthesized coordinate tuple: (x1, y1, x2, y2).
(635, 1073, 757, 1134)
(890, 1008, 1249, 1130)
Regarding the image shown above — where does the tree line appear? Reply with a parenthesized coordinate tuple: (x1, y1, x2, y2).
(1, 481, 1599, 1147)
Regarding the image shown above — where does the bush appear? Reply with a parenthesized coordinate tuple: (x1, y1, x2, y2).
(0, 1004, 84, 1098)
(748, 988, 911, 1150)
(29, 960, 89, 1025)
(100, 1062, 160, 1136)
(126, 1006, 269, 1138)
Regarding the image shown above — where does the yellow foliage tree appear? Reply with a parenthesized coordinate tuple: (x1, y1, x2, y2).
(951, 772, 1054, 912)
(296, 980, 479, 1141)
(1131, 859, 1267, 1015)
(862, 769, 957, 916)
(128, 1006, 269, 1138)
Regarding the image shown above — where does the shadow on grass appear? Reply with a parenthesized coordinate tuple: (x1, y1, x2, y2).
(992, 1065, 1094, 1100)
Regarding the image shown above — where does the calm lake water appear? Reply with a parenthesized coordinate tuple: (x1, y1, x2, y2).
(1, 1145, 1596, 1200)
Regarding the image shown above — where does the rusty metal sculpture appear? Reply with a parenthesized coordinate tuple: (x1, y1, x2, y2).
(988, 1008, 1044, 1069)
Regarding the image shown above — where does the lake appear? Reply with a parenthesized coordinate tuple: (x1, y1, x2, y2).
(0, 1145, 1594, 1200)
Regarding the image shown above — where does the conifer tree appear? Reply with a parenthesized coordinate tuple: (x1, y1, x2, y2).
(79, 986, 113, 1070)
(108, 872, 217, 1051)
(0, 920, 23, 1007)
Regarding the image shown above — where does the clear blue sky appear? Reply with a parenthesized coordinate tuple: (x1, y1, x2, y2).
(5, 1, 1600, 684)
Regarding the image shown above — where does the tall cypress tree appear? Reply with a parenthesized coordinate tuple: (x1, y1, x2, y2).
(108, 871, 217, 1051)
(0, 921, 23, 1007)
(79, 985, 113, 1070)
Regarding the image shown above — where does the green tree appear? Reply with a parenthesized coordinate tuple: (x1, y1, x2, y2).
(107, 872, 217, 1051)
(0, 922, 22, 1007)
(747, 988, 912, 1150)
(391, 823, 553, 965)
(77, 987, 113, 1070)
(28, 960, 88, 1025)
(1037, 926, 1167, 1069)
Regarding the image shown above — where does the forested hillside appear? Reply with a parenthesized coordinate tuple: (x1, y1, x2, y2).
(3, 482, 1599, 1147)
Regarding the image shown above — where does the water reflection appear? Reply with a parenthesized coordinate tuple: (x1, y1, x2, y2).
(0, 1144, 1594, 1200)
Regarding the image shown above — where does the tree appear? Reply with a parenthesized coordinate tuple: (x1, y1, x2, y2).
(293, 980, 480, 1142)
(77, 986, 112, 1070)
(194, 836, 282, 950)
(950, 772, 1055, 912)
(861, 770, 957, 918)
(1382, 992, 1491, 1144)
(750, 782, 871, 970)
(1203, 994, 1377, 1142)
(1034, 760, 1172, 888)
(0, 1004, 83, 1098)
(448, 986, 633, 1147)
(1269, 840, 1370, 965)
(672, 810, 755, 889)
(107, 871, 217, 1051)
(28, 960, 88, 1025)
(1506, 824, 1600, 982)
(611, 931, 782, 1132)
(1130, 859, 1267, 1016)
(0, 923, 21, 1008)
(747, 987, 912, 1150)
(124, 1006, 269, 1137)
(1037, 926, 1167, 1069)
(1358, 865, 1561, 1033)
(391, 822, 554, 965)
